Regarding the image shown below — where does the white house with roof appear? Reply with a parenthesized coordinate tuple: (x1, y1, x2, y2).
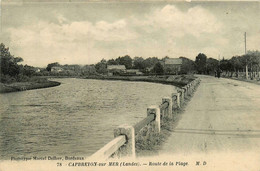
(107, 65, 126, 75)
(163, 58, 183, 74)
(51, 66, 63, 73)
(125, 69, 143, 75)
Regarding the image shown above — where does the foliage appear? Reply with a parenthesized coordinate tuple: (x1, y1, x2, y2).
(143, 57, 159, 69)
(96, 55, 161, 74)
(0, 43, 38, 83)
(195, 53, 207, 74)
(219, 58, 232, 72)
(133, 57, 145, 70)
(206, 58, 219, 74)
(0, 43, 21, 77)
(95, 59, 107, 74)
(115, 55, 132, 69)
(22, 65, 37, 77)
(179, 57, 195, 74)
(230, 56, 243, 71)
(3, 39, 260, 80)
(46, 62, 60, 71)
(81, 65, 97, 75)
(200, 51, 260, 78)
(153, 62, 164, 75)
(107, 59, 118, 65)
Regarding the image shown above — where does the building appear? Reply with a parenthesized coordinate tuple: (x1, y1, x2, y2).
(107, 65, 126, 75)
(163, 58, 182, 74)
(51, 66, 63, 73)
(125, 69, 143, 75)
(34, 67, 41, 72)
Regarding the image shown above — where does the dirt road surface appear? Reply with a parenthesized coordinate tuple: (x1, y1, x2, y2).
(160, 75, 260, 154)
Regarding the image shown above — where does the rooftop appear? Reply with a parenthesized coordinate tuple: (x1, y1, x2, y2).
(107, 65, 126, 70)
(165, 58, 182, 65)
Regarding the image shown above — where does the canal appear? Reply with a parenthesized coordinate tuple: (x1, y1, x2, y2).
(0, 78, 175, 159)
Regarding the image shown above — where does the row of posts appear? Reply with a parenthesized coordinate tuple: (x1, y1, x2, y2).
(103, 78, 200, 159)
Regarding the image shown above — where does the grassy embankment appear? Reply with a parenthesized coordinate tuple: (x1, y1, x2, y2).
(0, 78, 60, 93)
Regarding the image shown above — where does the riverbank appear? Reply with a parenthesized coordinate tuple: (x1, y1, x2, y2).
(84, 75, 197, 88)
(0, 80, 61, 93)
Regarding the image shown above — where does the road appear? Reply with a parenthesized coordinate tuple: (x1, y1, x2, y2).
(160, 75, 260, 154)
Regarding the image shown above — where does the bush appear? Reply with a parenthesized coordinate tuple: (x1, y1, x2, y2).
(0, 74, 16, 83)
(16, 74, 30, 82)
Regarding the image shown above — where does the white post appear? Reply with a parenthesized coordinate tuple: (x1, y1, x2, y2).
(147, 106, 160, 133)
(114, 124, 135, 158)
(183, 87, 187, 98)
(188, 84, 191, 95)
(172, 92, 180, 109)
(162, 97, 173, 119)
(191, 82, 195, 92)
(177, 89, 184, 105)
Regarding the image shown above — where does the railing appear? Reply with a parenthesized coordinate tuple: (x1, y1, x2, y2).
(90, 78, 201, 160)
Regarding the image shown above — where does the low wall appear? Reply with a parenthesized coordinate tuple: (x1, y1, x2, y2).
(90, 77, 201, 160)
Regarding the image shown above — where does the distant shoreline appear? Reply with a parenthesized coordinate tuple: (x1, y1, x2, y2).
(84, 75, 196, 88)
(0, 80, 61, 93)
(0, 75, 196, 93)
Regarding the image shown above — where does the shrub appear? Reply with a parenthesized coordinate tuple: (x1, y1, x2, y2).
(16, 74, 30, 82)
(0, 74, 16, 83)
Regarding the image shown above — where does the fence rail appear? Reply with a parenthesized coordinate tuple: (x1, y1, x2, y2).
(134, 114, 155, 135)
(91, 135, 126, 159)
(90, 77, 201, 160)
(159, 101, 169, 110)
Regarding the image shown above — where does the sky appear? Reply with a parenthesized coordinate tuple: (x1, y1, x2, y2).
(0, 0, 260, 67)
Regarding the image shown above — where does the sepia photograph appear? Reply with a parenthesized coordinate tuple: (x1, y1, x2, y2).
(0, 0, 260, 170)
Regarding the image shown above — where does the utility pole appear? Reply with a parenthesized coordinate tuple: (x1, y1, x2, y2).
(245, 32, 248, 80)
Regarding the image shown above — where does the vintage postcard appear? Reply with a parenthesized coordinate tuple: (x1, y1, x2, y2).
(0, 0, 260, 170)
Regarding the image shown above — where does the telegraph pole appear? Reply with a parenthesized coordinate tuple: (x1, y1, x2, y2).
(244, 32, 247, 54)
(245, 32, 248, 80)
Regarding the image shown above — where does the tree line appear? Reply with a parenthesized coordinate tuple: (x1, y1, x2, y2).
(94, 55, 195, 75)
(0, 43, 39, 83)
(1, 42, 260, 83)
(195, 51, 260, 79)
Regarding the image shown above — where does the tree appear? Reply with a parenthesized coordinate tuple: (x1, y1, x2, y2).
(81, 65, 97, 75)
(153, 62, 164, 75)
(179, 56, 195, 74)
(220, 58, 232, 73)
(243, 51, 260, 79)
(115, 55, 132, 69)
(0, 43, 22, 78)
(195, 53, 207, 74)
(107, 59, 118, 65)
(22, 65, 36, 77)
(162, 56, 170, 62)
(133, 57, 145, 70)
(206, 58, 219, 75)
(229, 56, 243, 77)
(95, 59, 107, 74)
(14, 57, 23, 63)
(143, 57, 159, 68)
(46, 62, 60, 71)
